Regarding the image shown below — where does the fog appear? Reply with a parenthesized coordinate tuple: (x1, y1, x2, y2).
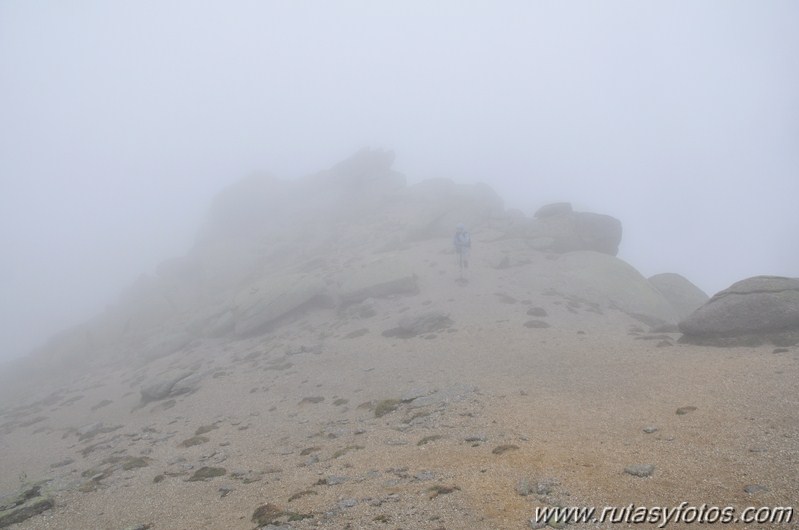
(1, 1, 797, 362)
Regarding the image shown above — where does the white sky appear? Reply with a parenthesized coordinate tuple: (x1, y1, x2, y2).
(1, 1, 797, 360)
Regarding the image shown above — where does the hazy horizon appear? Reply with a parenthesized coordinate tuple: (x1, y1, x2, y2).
(2, 1, 797, 361)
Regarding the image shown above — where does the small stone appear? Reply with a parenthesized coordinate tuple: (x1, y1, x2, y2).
(536, 479, 558, 495)
(492, 444, 519, 455)
(624, 464, 655, 477)
(50, 458, 75, 469)
(643, 426, 658, 434)
(516, 478, 534, 496)
(414, 471, 435, 481)
(676, 406, 697, 415)
(744, 484, 769, 494)
(187, 466, 226, 481)
(337, 498, 357, 509)
(526, 307, 548, 317)
(218, 486, 234, 498)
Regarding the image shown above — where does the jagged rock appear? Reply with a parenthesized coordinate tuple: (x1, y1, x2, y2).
(338, 259, 418, 304)
(233, 275, 329, 336)
(679, 276, 799, 346)
(140, 371, 201, 404)
(649, 273, 709, 321)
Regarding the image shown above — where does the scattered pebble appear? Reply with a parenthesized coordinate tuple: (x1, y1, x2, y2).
(624, 464, 655, 478)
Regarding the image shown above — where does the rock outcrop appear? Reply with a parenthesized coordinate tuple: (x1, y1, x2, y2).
(679, 276, 799, 346)
(21, 150, 685, 371)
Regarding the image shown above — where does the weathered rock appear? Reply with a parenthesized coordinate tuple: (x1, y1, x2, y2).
(572, 212, 623, 255)
(519, 208, 623, 255)
(205, 310, 235, 338)
(400, 178, 505, 240)
(76, 421, 121, 441)
(0, 484, 53, 528)
(516, 478, 535, 496)
(526, 307, 548, 317)
(523, 320, 550, 329)
(233, 275, 329, 336)
(140, 371, 200, 404)
(382, 311, 452, 338)
(305, 148, 406, 219)
(338, 259, 418, 304)
(744, 484, 769, 494)
(679, 276, 799, 346)
(534, 202, 573, 219)
(517, 251, 678, 324)
(649, 273, 709, 321)
(141, 332, 192, 361)
(624, 464, 655, 477)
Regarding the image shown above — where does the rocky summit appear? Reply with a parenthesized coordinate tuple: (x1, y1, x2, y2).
(0, 151, 796, 529)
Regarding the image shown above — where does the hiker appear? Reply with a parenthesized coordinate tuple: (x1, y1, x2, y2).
(453, 223, 471, 271)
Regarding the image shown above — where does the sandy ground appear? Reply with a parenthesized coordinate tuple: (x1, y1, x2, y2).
(1, 246, 797, 530)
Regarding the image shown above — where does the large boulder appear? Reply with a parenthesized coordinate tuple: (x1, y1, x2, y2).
(649, 273, 709, 321)
(679, 276, 799, 346)
(517, 204, 623, 256)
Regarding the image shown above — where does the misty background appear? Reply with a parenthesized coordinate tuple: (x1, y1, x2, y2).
(1, 1, 797, 362)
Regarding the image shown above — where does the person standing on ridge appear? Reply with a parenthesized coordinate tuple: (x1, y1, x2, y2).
(453, 223, 471, 277)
